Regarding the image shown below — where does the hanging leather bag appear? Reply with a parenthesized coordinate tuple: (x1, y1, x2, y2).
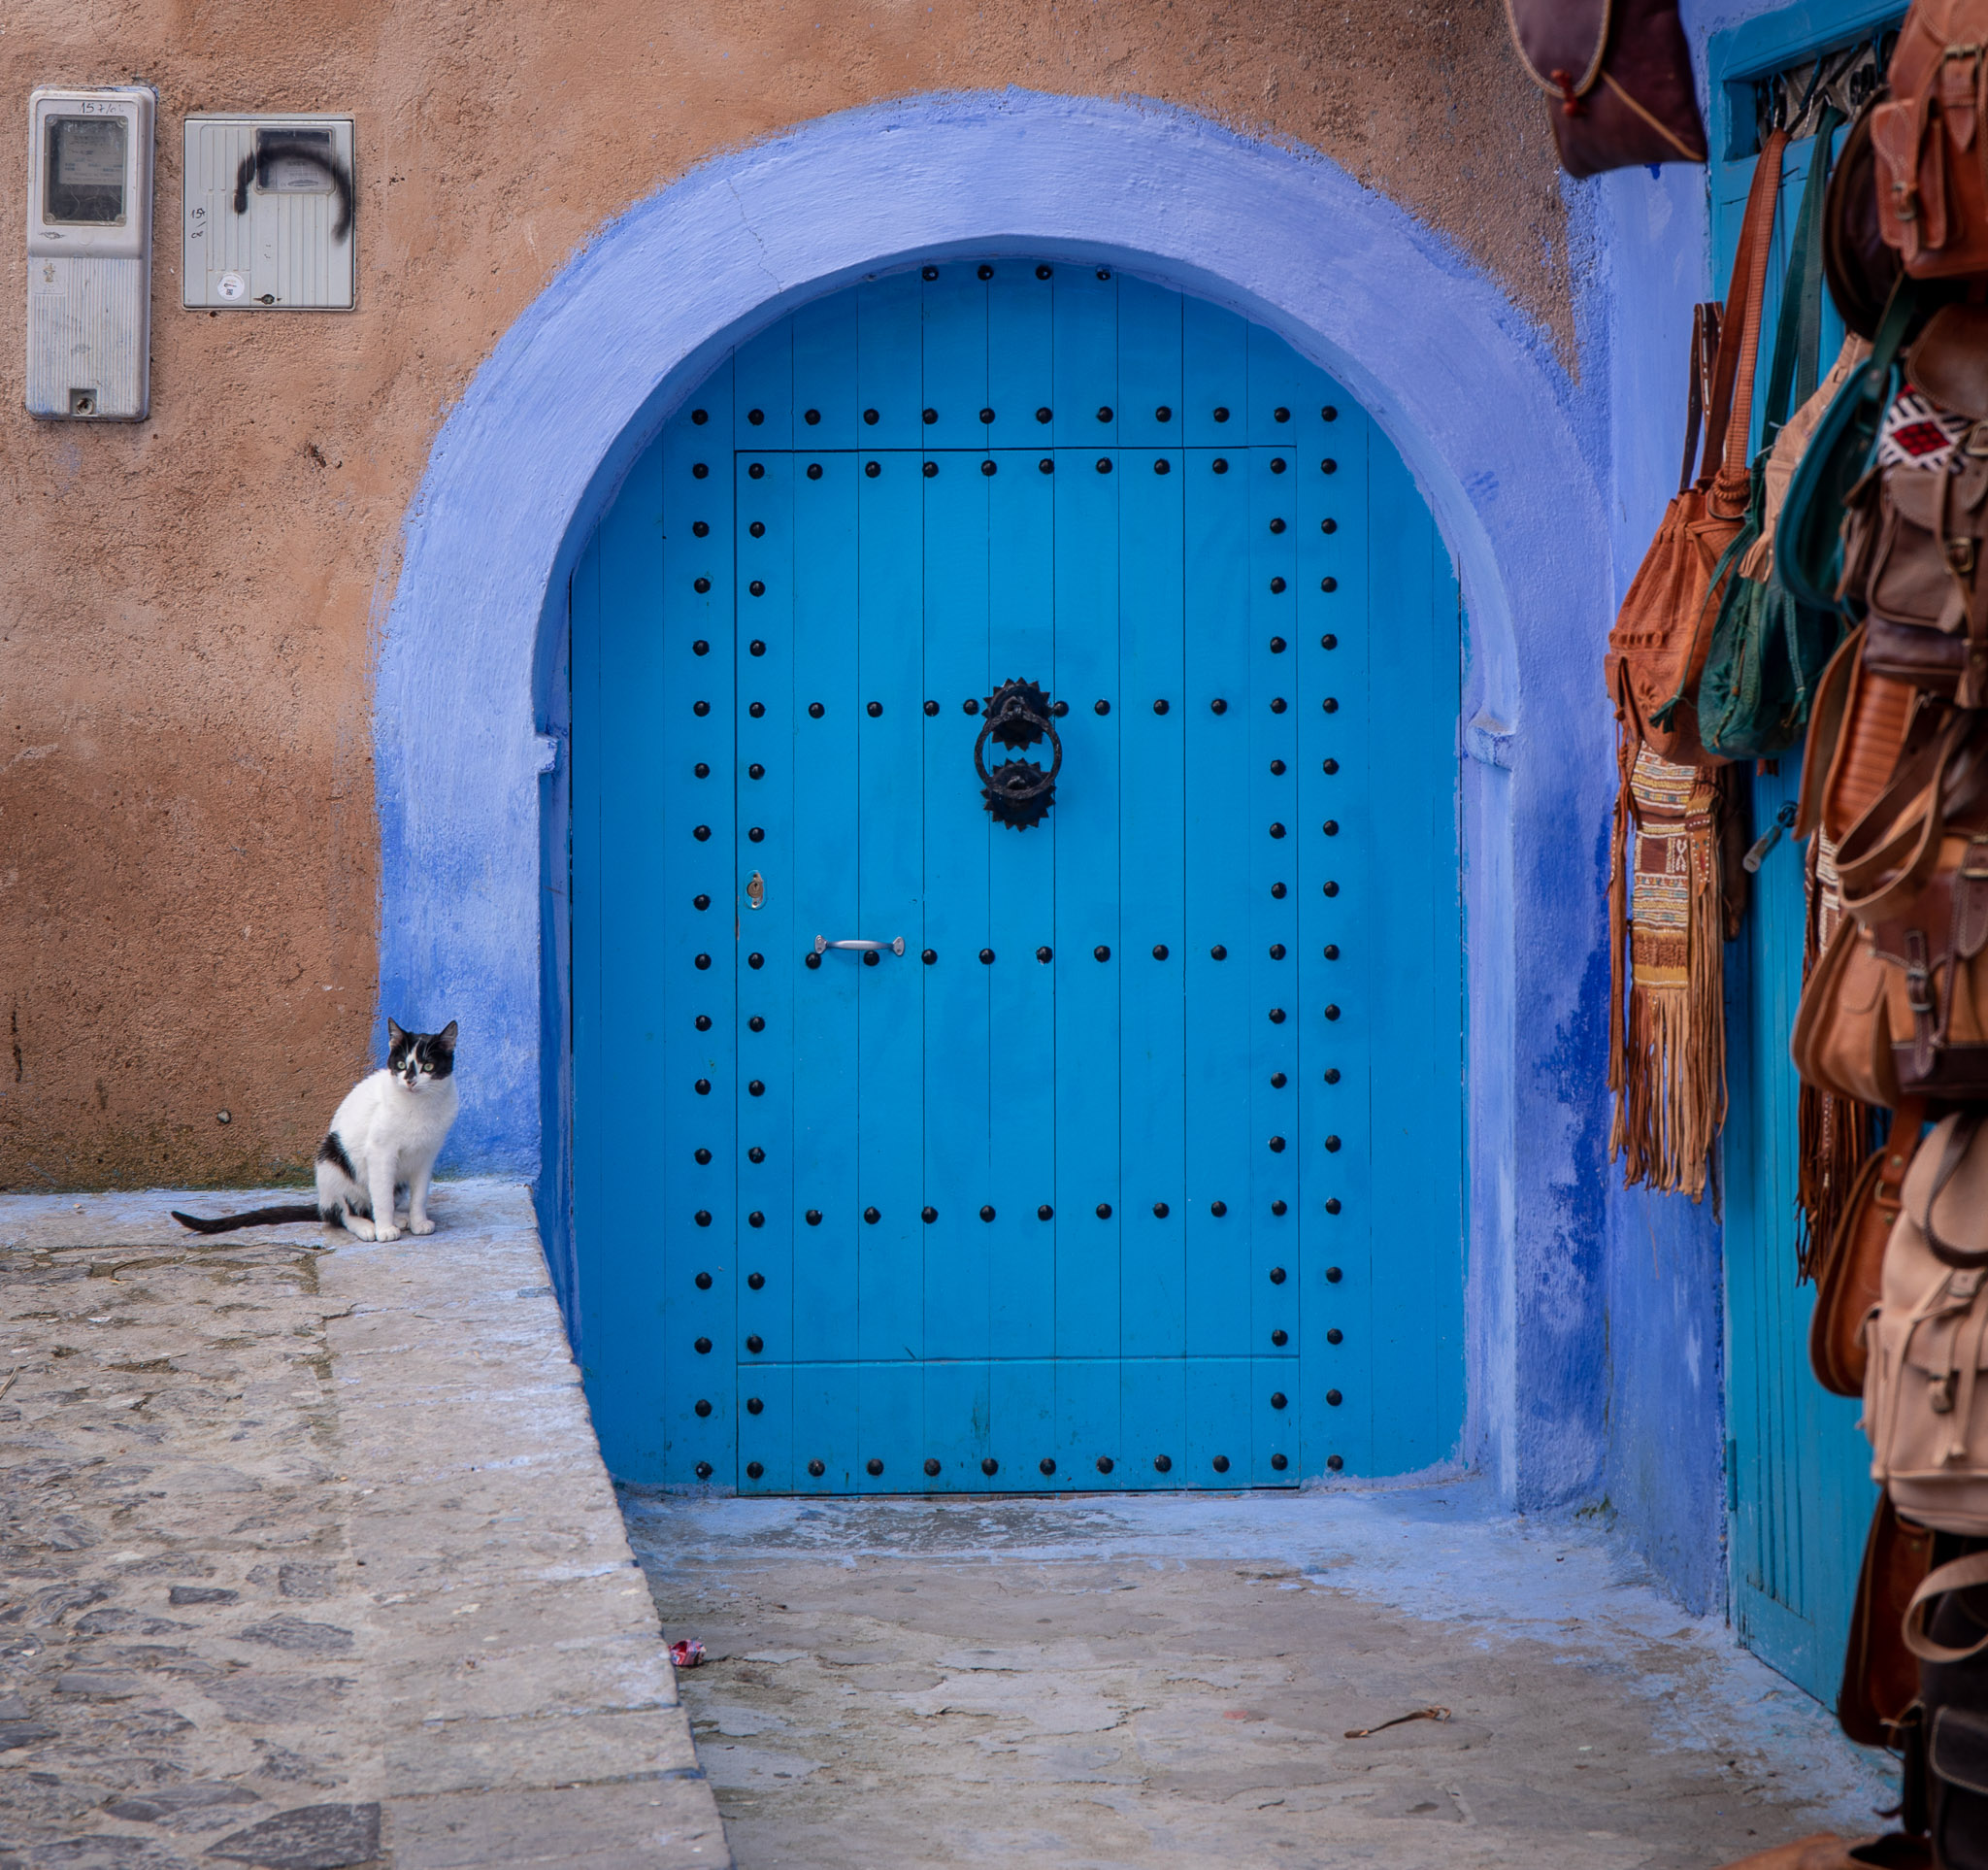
(1795, 627, 1920, 848)
(1607, 135, 1787, 766)
(1703, 112, 1853, 758)
(1865, 1111, 1988, 1535)
(1839, 1491, 1938, 1747)
(1902, 1545, 1988, 1870)
(1813, 1109, 1926, 1396)
(1828, 96, 1906, 340)
(1791, 910, 1905, 1108)
(1839, 312, 1988, 704)
(1503, 0, 1707, 178)
(1872, 0, 1988, 281)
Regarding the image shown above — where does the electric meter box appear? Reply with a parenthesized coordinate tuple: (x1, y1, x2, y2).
(182, 116, 354, 310)
(26, 86, 154, 420)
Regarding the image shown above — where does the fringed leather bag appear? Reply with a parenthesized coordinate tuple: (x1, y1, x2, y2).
(1504, 0, 1707, 177)
(1607, 745, 1729, 1198)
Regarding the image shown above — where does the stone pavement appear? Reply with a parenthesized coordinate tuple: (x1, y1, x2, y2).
(625, 1488, 1896, 1870)
(0, 1182, 724, 1870)
(1, 1180, 1900, 1870)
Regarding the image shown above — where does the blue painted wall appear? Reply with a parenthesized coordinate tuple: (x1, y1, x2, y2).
(372, 46, 1877, 1623)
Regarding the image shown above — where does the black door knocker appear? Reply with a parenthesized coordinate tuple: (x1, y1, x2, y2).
(976, 679, 1062, 829)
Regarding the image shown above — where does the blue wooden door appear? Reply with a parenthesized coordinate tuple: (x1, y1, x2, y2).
(1711, 23, 1892, 1702)
(570, 261, 1464, 1492)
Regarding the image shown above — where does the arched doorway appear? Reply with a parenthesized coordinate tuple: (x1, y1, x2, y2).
(568, 259, 1463, 1490)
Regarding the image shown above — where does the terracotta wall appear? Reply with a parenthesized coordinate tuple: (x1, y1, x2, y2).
(0, 0, 1568, 1188)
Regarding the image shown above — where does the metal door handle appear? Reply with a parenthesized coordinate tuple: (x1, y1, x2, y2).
(813, 936, 906, 955)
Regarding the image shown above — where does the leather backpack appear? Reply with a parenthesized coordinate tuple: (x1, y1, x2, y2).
(1503, 0, 1706, 178)
(1839, 311, 1988, 706)
(1872, 0, 1988, 280)
(1901, 1544, 1988, 1869)
(1864, 1111, 1988, 1536)
(1702, 112, 1852, 759)
(1607, 134, 1787, 765)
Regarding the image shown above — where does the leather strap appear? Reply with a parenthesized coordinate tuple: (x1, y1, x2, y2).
(1762, 111, 1841, 448)
(1704, 130, 1790, 489)
(1838, 711, 1972, 924)
(1679, 303, 1710, 497)
(1904, 1550, 1988, 1663)
(1920, 1110, 1988, 1269)
(1882, 1099, 1928, 1208)
(1796, 625, 1864, 841)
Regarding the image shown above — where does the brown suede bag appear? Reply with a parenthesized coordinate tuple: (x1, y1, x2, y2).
(1607, 135, 1786, 766)
(1812, 1109, 1925, 1397)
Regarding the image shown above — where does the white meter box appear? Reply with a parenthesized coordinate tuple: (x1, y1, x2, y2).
(183, 116, 354, 310)
(26, 86, 154, 420)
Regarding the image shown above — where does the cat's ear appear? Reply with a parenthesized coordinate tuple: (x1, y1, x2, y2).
(436, 1020, 458, 1049)
(386, 1018, 406, 1048)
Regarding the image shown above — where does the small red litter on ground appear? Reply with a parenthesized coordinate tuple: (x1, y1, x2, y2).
(671, 1639, 706, 1669)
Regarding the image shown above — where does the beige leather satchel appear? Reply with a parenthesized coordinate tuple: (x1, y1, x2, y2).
(1865, 1111, 1988, 1534)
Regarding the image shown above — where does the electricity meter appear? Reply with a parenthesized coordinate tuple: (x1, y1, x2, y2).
(183, 115, 354, 310)
(26, 85, 154, 419)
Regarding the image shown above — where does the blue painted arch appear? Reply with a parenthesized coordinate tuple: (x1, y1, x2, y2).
(377, 87, 1616, 1502)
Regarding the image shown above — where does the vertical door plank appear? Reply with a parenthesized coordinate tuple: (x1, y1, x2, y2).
(1117, 435, 1187, 1368)
(1247, 439, 1302, 1486)
(734, 320, 794, 451)
(1299, 397, 1376, 1477)
(921, 454, 993, 1368)
(1116, 278, 1182, 448)
(793, 289, 861, 451)
(737, 442, 797, 1488)
(921, 266, 990, 451)
(986, 264, 1055, 451)
(856, 452, 927, 1401)
(986, 451, 1058, 1361)
(857, 273, 923, 450)
(791, 452, 861, 1371)
(1051, 266, 1118, 451)
(1181, 297, 1247, 448)
(658, 382, 737, 1484)
(1183, 444, 1253, 1377)
(1052, 441, 1122, 1362)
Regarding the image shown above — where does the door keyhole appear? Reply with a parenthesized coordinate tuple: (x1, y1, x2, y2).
(746, 871, 766, 910)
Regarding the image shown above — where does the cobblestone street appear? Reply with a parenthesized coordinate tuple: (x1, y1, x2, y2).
(0, 1186, 721, 1870)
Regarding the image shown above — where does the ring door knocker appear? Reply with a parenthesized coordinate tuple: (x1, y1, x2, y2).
(976, 679, 1063, 829)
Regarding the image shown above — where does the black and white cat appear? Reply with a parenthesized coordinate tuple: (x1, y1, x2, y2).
(172, 1020, 459, 1240)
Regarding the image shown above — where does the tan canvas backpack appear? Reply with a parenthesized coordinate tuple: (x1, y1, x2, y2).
(1865, 1110, 1988, 1533)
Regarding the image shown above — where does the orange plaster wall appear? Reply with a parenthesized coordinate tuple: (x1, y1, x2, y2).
(0, 0, 1567, 1188)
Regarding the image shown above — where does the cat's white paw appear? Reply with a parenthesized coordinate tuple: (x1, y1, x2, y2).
(343, 1214, 378, 1241)
(375, 1220, 402, 1243)
(408, 1216, 437, 1236)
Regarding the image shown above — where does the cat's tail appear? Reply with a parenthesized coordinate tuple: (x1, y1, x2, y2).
(170, 1204, 325, 1235)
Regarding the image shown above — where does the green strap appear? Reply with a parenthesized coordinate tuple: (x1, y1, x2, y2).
(1762, 107, 1841, 448)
